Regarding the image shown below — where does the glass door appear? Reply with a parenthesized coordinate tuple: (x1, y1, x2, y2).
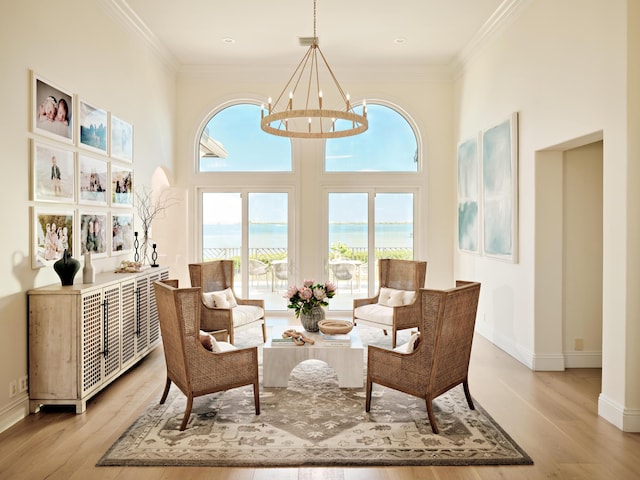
(201, 191, 289, 310)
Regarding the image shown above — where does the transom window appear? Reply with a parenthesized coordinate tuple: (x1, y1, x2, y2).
(325, 103, 418, 172)
(198, 103, 292, 172)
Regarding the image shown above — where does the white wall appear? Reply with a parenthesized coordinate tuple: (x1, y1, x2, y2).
(0, 0, 177, 431)
(563, 142, 603, 368)
(454, 0, 639, 430)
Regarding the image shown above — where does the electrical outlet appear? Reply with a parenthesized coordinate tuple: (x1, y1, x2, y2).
(18, 376, 28, 393)
(575, 338, 584, 351)
(9, 380, 17, 398)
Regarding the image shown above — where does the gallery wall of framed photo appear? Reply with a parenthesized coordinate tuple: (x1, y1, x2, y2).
(30, 70, 135, 269)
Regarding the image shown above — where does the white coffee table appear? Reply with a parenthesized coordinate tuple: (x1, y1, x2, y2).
(262, 325, 364, 388)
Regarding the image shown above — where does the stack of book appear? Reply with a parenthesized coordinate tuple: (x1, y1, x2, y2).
(270, 337, 297, 347)
(320, 333, 351, 347)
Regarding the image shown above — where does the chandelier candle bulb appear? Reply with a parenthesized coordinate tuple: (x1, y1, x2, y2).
(268, 97, 272, 114)
(319, 90, 323, 109)
(288, 92, 293, 110)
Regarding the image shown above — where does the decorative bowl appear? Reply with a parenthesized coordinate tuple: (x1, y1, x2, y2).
(318, 319, 353, 335)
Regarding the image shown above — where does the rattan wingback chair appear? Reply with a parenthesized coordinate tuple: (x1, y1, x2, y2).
(365, 281, 481, 434)
(353, 258, 427, 348)
(153, 279, 260, 431)
(189, 260, 267, 344)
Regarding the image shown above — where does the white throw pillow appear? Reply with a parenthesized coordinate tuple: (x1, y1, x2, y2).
(378, 287, 416, 307)
(393, 331, 421, 353)
(202, 288, 238, 309)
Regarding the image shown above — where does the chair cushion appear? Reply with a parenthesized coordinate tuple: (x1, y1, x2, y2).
(378, 287, 416, 307)
(353, 303, 393, 327)
(202, 288, 238, 309)
(232, 305, 264, 328)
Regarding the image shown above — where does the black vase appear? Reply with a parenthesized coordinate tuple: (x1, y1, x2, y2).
(53, 249, 81, 286)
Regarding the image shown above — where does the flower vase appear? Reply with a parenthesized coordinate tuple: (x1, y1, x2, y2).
(53, 249, 80, 286)
(300, 306, 325, 332)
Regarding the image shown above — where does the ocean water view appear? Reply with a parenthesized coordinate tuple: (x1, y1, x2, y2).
(203, 223, 413, 249)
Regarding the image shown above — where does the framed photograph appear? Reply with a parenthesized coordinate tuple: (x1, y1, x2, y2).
(32, 207, 74, 268)
(111, 164, 133, 207)
(112, 212, 134, 254)
(457, 135, 480, 254)
(79, 211, 108, 257)
(481, 112, 519, 263)
(110, 115, 133, 162)
(31, 140, 75, 203)
(78, 155, 108, 205)
(79, 100, 108, 154)
(32, 72, 74, 144)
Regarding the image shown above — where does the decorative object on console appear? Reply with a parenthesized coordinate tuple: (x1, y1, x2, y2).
(260, 0, 367, 139)
(135, 186, 177, 265)
(53, 249, 80, 285)
(151, 243, 158, 267)
(133, 231, 139, 262)
(82, 252, 95, 284)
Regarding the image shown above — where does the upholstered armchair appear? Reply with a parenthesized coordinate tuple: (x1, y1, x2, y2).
(189, 260, 267, 344)
(353, 258, 427, 348)
(153, 279, 260, 431)
(365, 281, 481, 434)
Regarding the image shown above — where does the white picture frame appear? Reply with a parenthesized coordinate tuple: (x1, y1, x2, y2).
(31, 72, 74, 144)
(110, 115, 133, 162)
(32, 207, 75, 269)
(31, 140, 76, 203)
(79, 99, 108, 154)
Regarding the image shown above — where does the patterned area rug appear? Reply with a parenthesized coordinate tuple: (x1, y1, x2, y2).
(98, 326, 533, 467)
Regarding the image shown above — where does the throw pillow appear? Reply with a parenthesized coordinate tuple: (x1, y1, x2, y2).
(393, 331, 421, 353)
(199, 330, 215, 351)
(202, 287, 238, 309)
(378, 287, 416, 307)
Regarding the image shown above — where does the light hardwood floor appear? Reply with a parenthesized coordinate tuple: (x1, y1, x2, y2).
(1, 323, 639, 480)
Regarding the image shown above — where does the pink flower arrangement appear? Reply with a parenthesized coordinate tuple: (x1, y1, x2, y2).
(284, 279, 336, 317)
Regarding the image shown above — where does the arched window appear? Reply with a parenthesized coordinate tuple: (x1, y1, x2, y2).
(198, 103, 291, 172)
(325, 103, 418, 172)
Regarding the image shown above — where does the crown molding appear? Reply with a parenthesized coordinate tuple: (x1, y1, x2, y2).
(452, 0, 534, 77)
(99, 0, 179, 72)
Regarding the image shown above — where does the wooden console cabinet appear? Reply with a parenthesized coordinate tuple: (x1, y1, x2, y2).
(27, 267, 169, 413)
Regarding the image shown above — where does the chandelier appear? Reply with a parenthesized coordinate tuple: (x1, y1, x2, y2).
(260, 0, 368, 139)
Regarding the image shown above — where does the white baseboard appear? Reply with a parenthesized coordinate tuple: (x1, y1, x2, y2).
(0, 393, 29, 434)
(598, 394, 640, 432)
(564, 350, 602, 368)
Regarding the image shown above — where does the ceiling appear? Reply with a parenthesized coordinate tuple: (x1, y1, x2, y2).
(116, 0, 510, 68)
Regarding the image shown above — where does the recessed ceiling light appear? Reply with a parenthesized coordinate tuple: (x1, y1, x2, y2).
(222, 38, 235, 44)
(393, 37, 406, 45)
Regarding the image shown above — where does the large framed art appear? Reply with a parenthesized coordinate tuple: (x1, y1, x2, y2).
(457, 136, 480, 254)
(481, 112, 519, 262)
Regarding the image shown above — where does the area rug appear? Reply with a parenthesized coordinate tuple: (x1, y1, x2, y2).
(98, 326, 533, 467)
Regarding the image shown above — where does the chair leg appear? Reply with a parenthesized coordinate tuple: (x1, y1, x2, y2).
(365, 377, 373, 411)
(229, 329, 235, 345)
(180, 396, 194, 431)
(463, 379, 475, 410)
(392, 327, 397, 349)
(253, 381, 261, 415)
(261, 322, 267, 342)
(426, 398, 439, 434)
(159, 377, 171, 404)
